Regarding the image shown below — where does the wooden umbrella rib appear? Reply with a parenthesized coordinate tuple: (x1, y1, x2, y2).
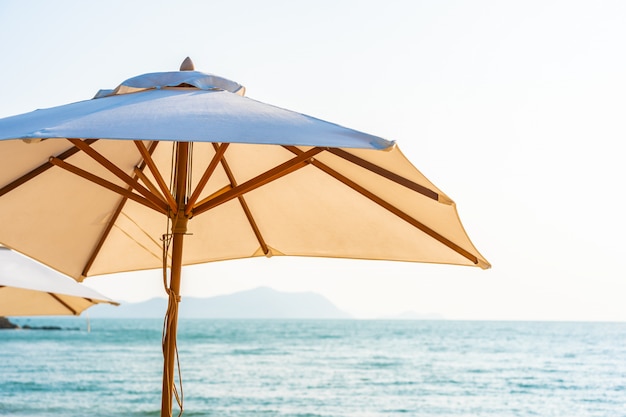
(67, 139, 169, 211)
(81, 141, 160, 278)
(324, 148, 440, 201)
(185, 142, 230, 216)
(49, 157, 169, 214)
(0, 139, 98, 198)
(238, 196, 269, 255)
(286, 147, 478, 265)
(48, 292, 78, 315)
(192, 147, 324, 216)
(134, 140, 178, 214)
(210, 143, 269, 255)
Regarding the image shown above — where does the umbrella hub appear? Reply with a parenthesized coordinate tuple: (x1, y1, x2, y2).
(171, 212, 189, 235)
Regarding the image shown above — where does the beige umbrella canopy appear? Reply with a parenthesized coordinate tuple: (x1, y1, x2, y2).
(0, 58, 489, 416)
(0, 247, 118, 317)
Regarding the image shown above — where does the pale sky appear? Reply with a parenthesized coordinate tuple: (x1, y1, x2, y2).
(1, 0, 624, 321)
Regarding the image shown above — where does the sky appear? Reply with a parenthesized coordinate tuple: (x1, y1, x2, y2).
(0, 0, 624, 321)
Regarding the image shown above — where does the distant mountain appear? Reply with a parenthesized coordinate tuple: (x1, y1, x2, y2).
(88, 287, 352, 319)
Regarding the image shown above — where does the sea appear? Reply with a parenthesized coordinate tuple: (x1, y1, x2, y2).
(1, 318, 625, 417)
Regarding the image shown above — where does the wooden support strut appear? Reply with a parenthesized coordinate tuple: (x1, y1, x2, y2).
(210, 143, 269, 256)
(185, 142, 229, 216)
(191, 147, 324, 216)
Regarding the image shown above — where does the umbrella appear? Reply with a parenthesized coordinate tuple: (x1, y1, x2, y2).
(0, 246, 118, 316)
(0, 57, 489, 416)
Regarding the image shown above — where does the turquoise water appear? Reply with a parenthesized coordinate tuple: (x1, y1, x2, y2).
(1, 319, 625, 416)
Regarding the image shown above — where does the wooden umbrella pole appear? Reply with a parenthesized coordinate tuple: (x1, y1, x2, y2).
(161, 142, 190, 417)
(161, 229, 185, 416)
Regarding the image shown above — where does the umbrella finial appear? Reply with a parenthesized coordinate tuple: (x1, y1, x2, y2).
(180, 57, 195, 71)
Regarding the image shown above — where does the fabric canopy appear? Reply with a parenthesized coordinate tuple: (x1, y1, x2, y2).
(0, 71, 392, 150)
(0, 247, 118, 316)
(0, 68, 489, 281)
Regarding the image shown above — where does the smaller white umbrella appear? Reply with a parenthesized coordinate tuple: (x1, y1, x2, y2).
(0, 247, 118, 316)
